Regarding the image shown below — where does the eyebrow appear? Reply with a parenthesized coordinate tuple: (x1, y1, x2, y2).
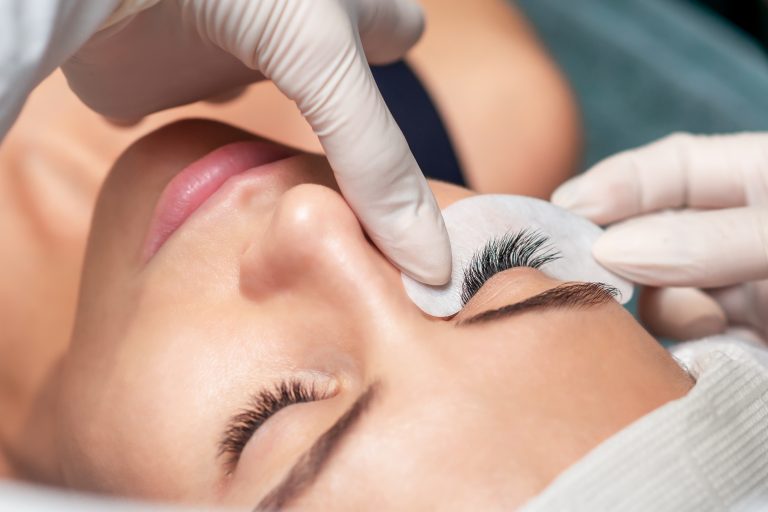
(254, 383, 379, 511)
(459, 282, 619, 326)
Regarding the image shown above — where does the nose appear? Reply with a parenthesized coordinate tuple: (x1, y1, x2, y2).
(239, 183, 406, 315)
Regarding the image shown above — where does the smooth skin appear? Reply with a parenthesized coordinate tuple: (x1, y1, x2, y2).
(4, 120, 691, 509)
(0, 0, 578, 466)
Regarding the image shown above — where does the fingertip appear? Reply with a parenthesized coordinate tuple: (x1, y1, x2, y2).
(402, 261, 451, 287)
(395, 224, 452, 286)
(592, 226, 635, 273)
(382, 203, 452, 286)
(551, 157, 638, 225)
(639, 287, 727, 341)
(391, 0, 425, 40)
(592, 216, 682, 287)
(359, 0, 426, 64)
(551, 176, 588, 213)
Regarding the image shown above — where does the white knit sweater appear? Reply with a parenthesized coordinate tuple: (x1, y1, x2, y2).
(520, 333, 768, 512)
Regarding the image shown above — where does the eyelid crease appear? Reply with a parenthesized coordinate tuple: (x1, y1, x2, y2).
(460, 229, 561, 306)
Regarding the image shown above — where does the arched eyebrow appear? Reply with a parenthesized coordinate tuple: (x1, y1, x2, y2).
(254, 383, 380, 511)
(458, 282, 619, 326)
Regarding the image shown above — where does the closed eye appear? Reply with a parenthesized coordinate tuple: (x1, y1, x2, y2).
(218, 379, 331, 475)
(460, 229, 561, 305)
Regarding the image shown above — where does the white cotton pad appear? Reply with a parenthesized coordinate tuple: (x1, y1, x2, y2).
(401, 195, 634, 317)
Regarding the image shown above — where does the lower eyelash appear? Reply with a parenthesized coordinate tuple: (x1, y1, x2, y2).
(460, 229, 561, 305)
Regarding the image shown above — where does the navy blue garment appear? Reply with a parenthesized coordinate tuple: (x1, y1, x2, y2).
(371, 61, 466, 187)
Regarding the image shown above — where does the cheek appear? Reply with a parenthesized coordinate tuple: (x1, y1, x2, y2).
(62, 312, 251, 498)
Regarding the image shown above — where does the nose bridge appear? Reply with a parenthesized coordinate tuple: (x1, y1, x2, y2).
(239, 183, 362, 294)
(377, 325, 476, 396)
(238, 183, 406, 315)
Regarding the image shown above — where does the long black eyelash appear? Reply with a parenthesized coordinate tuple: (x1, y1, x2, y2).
(219, 379, 320, 473)
(461, 229, 561, 305)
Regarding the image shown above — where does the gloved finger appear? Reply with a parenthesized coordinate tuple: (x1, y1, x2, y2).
(709, 282, 768, 336)
(307, 52, 451, 284)
(65, 0, 266, 120)
(551, 132, 768, 225)
(223, 0, 450, 284)
(0, 0, 122, 140)
(638, 286, 727, 341)
(355, 0, 425, 64)
(593, 207, 768, 288)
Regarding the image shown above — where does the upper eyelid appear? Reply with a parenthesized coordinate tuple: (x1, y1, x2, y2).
(218, 379, 328, 474)
(460, 230, 561, 305)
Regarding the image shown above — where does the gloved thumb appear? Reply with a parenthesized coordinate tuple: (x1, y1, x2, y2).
(638, 287, 727, 341)
(593, 207, 768, 288)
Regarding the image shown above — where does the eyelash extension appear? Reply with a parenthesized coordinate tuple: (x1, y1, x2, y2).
(220, 379, 322, 473)
(461, 229, 561, 306)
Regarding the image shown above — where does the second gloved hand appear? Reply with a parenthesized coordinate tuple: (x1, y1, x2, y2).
(551, 133, 768, 341)
(63, 0, 451, 285)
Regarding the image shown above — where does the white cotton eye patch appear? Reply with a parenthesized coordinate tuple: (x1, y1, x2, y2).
(401, 195, 634, 317)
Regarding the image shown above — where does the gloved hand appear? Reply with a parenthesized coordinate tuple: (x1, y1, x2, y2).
(551, 133, 768, 341)
(61, 0, 450, 285)
(0, 0, 121, 140)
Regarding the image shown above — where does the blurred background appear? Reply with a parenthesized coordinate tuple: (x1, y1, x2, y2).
(518, 0, 768, 167)
(2, 0, 768, 505)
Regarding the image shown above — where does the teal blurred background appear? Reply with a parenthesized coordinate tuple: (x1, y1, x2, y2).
(514, 0, 768, 323)
(517, 0, 768, 168)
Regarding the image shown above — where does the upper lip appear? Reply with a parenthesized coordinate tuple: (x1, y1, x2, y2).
(142, 140, 296, 262)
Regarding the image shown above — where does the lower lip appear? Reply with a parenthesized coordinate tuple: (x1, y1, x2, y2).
(143, 140, 295, 261)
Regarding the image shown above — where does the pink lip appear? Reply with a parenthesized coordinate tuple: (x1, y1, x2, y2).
(143, 140, 295, 262)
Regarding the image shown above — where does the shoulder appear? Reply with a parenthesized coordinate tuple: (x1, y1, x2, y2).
(408, 0, 581, 197)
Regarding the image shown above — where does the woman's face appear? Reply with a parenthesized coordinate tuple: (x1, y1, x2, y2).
(52, 120, 691, 510)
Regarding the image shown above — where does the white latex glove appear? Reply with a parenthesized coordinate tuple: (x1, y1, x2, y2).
(60, 0, 451, 285)
(0, 0, 120, 139)
(551, 133, 768, 341)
